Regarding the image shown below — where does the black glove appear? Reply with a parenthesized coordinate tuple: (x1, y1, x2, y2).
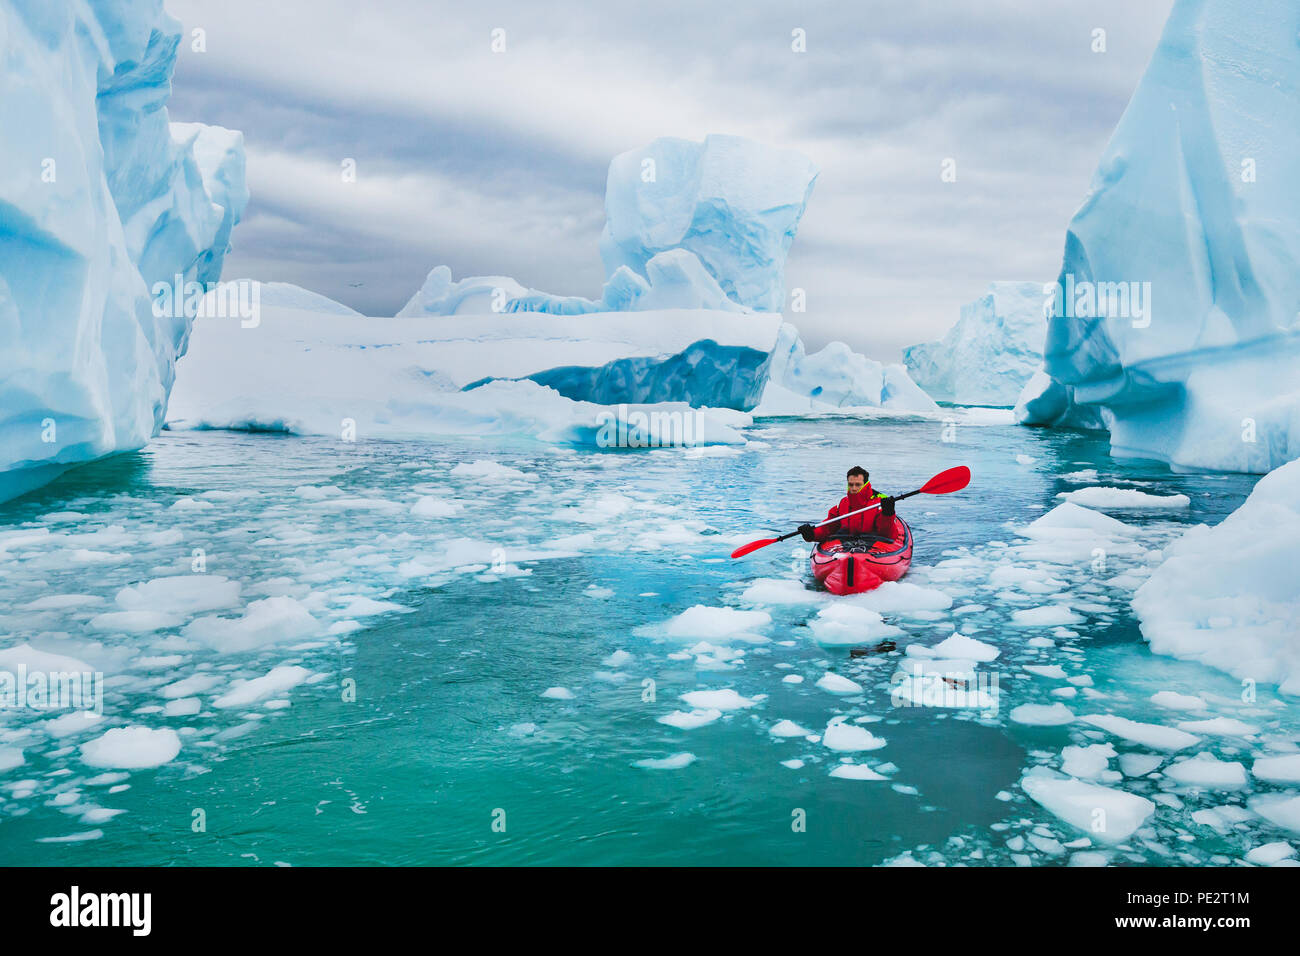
(879, 496, 896, 517)
(797, 523, 816, 542)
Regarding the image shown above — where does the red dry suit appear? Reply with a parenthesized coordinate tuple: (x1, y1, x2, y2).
(813, 484, 893, 540)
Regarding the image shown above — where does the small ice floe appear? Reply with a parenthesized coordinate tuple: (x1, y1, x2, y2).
(814, 672, 862, 696)
(602, 650, 633, 668)
(450, 460, 528, 482)
(1079, 714, 1198, 751)
(80, 727, 181, 769)
(808, 604, 902, 645)
(1061, 743, 1119, 782)
(1245, 842, 1297, 865)
(829, 763, 887, 781)
(738, 578, 826, 606)
(769, 720, 812, 738)
(1253, 754, 1300, 784)
(781, 759, 805, 770)
(657, 605, 771, 642)
(1009, 703, 1075, 726)
(1024, 664, 1067, 680)
(679, 689, 757, 711)
(1176, 717, 1259, 737)
(1055, 487, 1190, 510)
(1150, 691, 1207, 711)
(1163, 753, 1248, 790)
(634, 753, 696, 770)
(843, 581, 952, 614)
(909, 631, 999, 662)
(1020, 768, 1154, 844)
(541, 687, 575, 700)
(1118, 754, 1164, 777)
(410, 497, 462, 518)
(658, 709, 722, 729)
(213, 666, 312, 709)
(1010, 605, 1084, 627)
(822, 717, 886, 752)
(782, 674, 804, 684)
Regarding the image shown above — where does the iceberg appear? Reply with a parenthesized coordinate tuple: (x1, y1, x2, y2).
(600, 135, 817, 312)
(398, 133, 816, 318)
(755, 324, 939, 414)
(904, 282, 1046, 406)
(1132, 457, 1300, 695)
(1018, 0, 1300, 472)
(0, 0, 247, 503)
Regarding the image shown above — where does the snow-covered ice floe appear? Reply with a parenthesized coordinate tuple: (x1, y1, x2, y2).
(168, 306, 778, 445)
(1133, 457, 1300, 694)
(0, 0, 248, 503)
(1017, 0, 1300, 473)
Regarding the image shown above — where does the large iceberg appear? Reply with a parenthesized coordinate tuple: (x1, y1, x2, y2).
(398, 134, 816, 318)
(755, 324, 939, 415)
(904, 282, 1046, 406)
(1133, 457, 1300, 695)
(1018, 0, 1300, 473)
(0, 0, 248, 503)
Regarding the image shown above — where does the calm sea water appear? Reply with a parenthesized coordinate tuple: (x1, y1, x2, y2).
(0, 416, 1285, 866)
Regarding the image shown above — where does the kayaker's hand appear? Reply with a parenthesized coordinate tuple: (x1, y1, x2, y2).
(797, 523, 816, 542)
(880, 496, 896, 517)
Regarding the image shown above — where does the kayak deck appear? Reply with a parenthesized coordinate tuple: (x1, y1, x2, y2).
(809, 517, 913, 595)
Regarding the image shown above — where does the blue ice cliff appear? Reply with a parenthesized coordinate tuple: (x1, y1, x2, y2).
(0, 0, 248, 503)
(1017, 0, 1300, 473)
(904, 282, 1046, 407)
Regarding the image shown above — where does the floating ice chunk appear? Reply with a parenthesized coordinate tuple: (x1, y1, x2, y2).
(88, 610, 181, 633)
(918, 632, 1000, 662)
(782, 674, 804, 684)
(603, 650, 634, 668)
(680, 689, 757, 711)
(1024, 665, 1068, 680)
(1020, 768, 1154, 844)
(844, 581, 952, 613)
(1252, 754, 1300, 784)
(541, 687, 575, 700)
(1248, 794, 1300, 834)
(1118, 754, 1164, 777)
(1150, 691, 1207, 711)
(80, 727, 181, 769)
(160, 674, 222, 699)
(1062, 743, 1117, 781)
(634, 753, 696, 770)
(213, 666, 313, 708)
(808, 604, 903, 645)
(0, 748, 24, 772)
(451, 460, 528, 481)
(23, 594, 103, 611)
(43, 712, 104, 738)
(1055, 488, 1190, 510)
(829, 763, 887, 781)
(1164, 753, 1248, 789)
(1010, 605, 1084, 627)
(769, 719, 812, 738)
(115, 575, 242, 614)
(662, 605, 770, 641)
(1010, 703, 1075, 726)
(781, 759, 805, 770)
(182, 596, 318, 652)
(163, 698, 201, 717)
(822, 717, 887, 752)
(1020, 503, 1137, 538)
(411, 497, 462, 518)
(738, 578, 826, 606)
(1079, 714, 1198, 751)
(1176, 717, 1259, 737)
(658, 709, 722, 729)
(815, 672, 863, 696)
(1245, 842, 1297, 865)
(0, 644, 93, 676)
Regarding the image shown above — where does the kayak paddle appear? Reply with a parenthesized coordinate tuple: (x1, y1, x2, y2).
(729, 465, 971, 559)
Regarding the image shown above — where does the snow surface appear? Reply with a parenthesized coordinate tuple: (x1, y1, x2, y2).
(1018, 0, 1300, 472)
(0, 2, 247, 503)
(903, 282, 1046, 406)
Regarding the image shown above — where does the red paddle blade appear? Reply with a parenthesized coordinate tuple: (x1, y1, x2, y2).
(918, 465, 970, 495)
(730, 537, 778, 559)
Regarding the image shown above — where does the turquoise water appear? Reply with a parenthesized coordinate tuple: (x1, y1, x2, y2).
(0, 416, 1290, 866)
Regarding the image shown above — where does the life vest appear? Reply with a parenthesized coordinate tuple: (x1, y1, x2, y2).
(813, 483, 892, 539)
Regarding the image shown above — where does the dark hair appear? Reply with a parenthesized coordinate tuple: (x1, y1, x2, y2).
(847, 466, 869, 481)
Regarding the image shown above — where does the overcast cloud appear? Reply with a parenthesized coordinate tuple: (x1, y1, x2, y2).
(167, 0, 1175, 361)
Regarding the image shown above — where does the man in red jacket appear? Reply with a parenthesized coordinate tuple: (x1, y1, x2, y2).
(798, 466, 895, 541)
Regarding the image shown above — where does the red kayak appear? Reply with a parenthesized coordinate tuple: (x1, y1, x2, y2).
(809, 517, 913, 595)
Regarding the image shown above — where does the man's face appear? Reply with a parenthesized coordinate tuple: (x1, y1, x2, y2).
(847, 474, 866, 493)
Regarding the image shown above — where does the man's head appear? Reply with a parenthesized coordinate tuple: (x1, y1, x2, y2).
(846, 466, 869, 493)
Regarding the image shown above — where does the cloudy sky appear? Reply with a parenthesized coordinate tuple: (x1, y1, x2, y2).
(167, 0, 1174, 361)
